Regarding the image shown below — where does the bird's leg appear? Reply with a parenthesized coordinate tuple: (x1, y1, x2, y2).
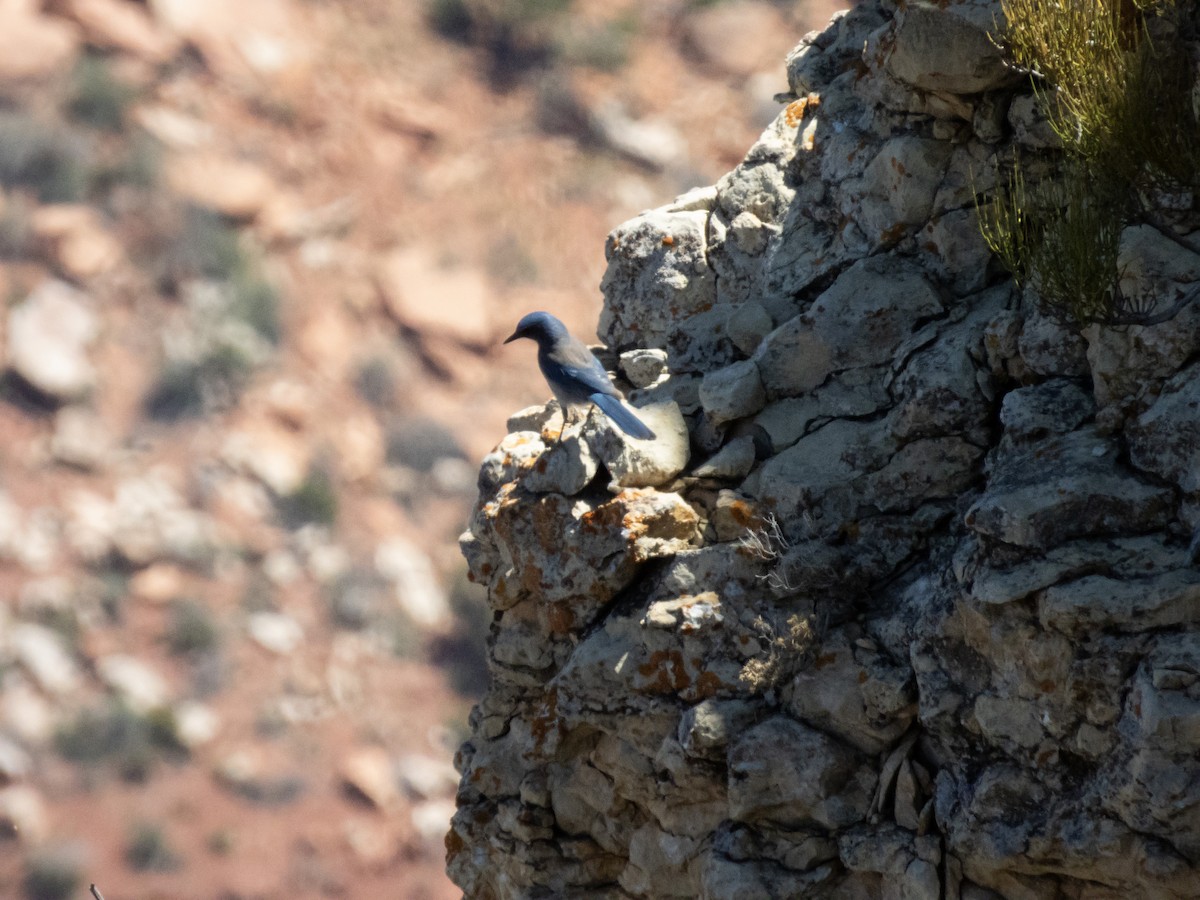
(554, 405, 574, 447)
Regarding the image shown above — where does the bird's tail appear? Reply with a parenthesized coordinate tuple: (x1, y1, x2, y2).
(591, 393, 656, 440)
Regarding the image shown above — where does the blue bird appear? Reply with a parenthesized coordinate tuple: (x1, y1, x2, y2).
(504, 311, 656, 441)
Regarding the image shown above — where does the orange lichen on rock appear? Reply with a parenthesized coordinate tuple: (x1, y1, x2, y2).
(784, 91, 822, 128)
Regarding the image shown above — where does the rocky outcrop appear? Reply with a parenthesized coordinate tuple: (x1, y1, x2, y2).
(449, 2, 1200, 898)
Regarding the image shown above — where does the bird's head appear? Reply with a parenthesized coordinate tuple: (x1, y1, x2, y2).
(504, 311, 569, 346)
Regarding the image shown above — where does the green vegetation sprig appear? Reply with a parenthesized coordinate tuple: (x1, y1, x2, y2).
(981, 0, 1200, 324)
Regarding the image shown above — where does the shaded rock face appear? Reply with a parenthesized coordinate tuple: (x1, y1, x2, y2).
(449, 2, 1200, 898)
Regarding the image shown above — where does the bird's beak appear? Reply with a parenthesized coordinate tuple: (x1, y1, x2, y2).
(503, 330, 520, 344)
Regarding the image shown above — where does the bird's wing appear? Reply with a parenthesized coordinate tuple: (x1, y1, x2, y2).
(541, 339, 619, 398)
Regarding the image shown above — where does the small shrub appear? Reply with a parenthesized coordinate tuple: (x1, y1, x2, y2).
(555, 15, 636, 71)
(980, 0, 1200, 324)
(54, 703, 185, 782)
(229, 265, 281, 344)
(125, 821, 182, 872)
(207, 829, 235, 855)
(385, 417, 466, 472)
(0, 111, 92, 203)
(67, 54, 139, 132)
(277, 467, 338, 529)
(165, 598, 221, 657)
(354, 357, 398, 408)
(143, 345, 255, 421)
(23, 848, 81, 900)
(427, 0, 575, 84)
(327, 568, 388, 630)
(92, 131, 162, 193)
(155, 206, 243, 291)
(428, 567, 490, 697)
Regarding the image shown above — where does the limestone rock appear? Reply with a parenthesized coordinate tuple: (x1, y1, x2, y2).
(692, 436, 756, 481)
(966, 428, 1173, 548)
(620, 348, 669, 389)
(886, 1, 1017, 94)
(998, 380, 1093, 444)
(755, 258, 943, 398)
(591, 401, 690, 491)
(1128, 364, 1200, 497)
(784, 632, 915, 755)
(699, 359, 766, 425)
(451, 4, 1200, 897)
(521, 430, 600, 496)
(600, 209, 718, 365)
(729, 717, 876, 830)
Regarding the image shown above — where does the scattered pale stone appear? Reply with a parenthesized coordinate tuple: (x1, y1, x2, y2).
(262, 549, 302, 586)
(375, 537, 450, 629)
(214, 748, 305, 805)
(129, 563, 184, 604)
(683, 0, 789, 79)
(97, 654, 170, 713)
(174, 701, 219, 748)
(166, 154, 276, 220)
(64, 0, 179, 61)
(30, 205, 123, 280)
(377, 247, 493, 346)
(133, 105, 213, 149)
(247, 611, 303, 654)
(8, 624, 79, 696)
(341, 746, 397, 810)
(50, 405, 111, 470)
(591, 102, 687, 171)
(222, 423, 311, 495)
(67, 471, 220, 566)
(342, 817, 397, 865)
(1, 682, 54, 744)
(0, 785, 48, 844)
(619, 348, 669, 389)
(411, 799, 456, 843)
(398, 754, 460, 800)
(7, 280, 99, 401)
(0, 735, 31, 783)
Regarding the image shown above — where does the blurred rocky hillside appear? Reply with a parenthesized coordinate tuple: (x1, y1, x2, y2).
(0, 0, 836, 896)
